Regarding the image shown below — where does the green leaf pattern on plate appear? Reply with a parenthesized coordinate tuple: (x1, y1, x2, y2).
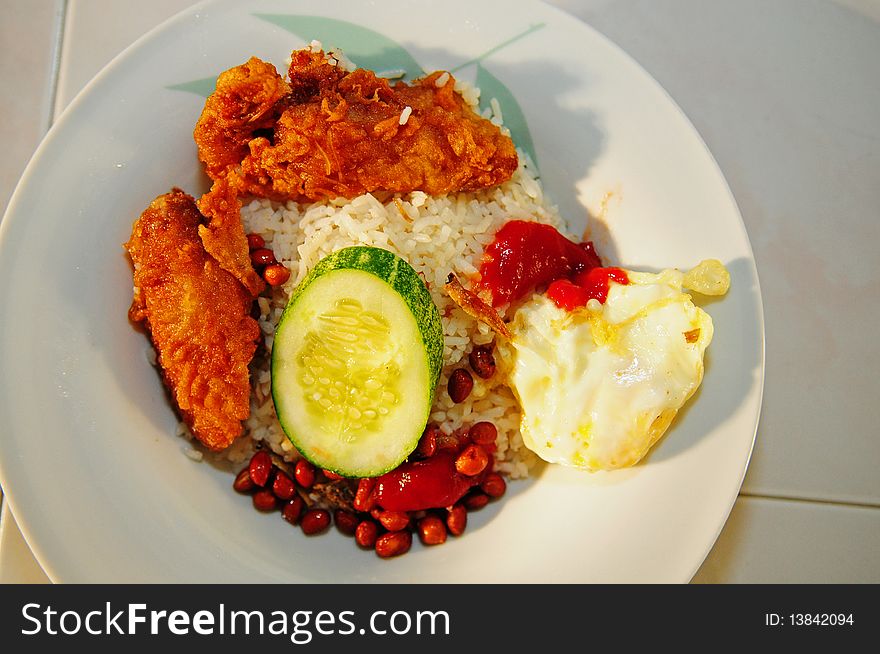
(254, 14, 424, 79)
(166, 14, 540, 166)
(476, 63, 537, 167)
(166, 77, 217, 98)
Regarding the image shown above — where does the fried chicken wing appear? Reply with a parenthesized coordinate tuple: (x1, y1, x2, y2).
(193, 47, 518, 293)
(125, 189, 260, 451)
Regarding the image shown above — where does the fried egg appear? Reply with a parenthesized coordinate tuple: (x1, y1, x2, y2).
(499, 260, 729, 471)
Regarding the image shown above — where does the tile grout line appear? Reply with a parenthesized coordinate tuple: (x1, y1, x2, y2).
(0, 0, 68, 537)
(44, 0, 70, 131)
(739, 491, 880, 511)
(0, 0, 70, 534)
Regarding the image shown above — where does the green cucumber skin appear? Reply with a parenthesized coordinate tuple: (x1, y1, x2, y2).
(271, 246, 444, 476)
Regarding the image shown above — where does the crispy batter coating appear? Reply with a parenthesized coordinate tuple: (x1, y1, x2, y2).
(193, 57, 290, 181)
(192, 57, 290, 296)
(194, 48, 518, 293)
(125, 189, 260, 451)
(197, 175, 266, 297)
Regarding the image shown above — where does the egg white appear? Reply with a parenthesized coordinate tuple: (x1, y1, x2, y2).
(499, 268, 716, 471)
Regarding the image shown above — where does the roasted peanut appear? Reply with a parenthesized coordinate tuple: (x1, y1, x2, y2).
(334, 510, 359, 536)
(250, 248, 277, 267)
(463, 491, 489, 510)
(233, 468, 255, 493)
(446, 504, 467, 536)
(263, 263, 291, 287)
(300, 509, 331, 535)
(468, 344, 496, 379)
(355, 520, 379, 548)
(252, 489, 277, 512)
(455, 444, 489, 476)
(375, 531, 412, 558)
(248, 451, 273, 487)
(416, 424, 440, 458)
(246, 233, 265, 250)
(294, 459, 316, 489)
(282, 496, 305, 525)
(417, 516, 448, 546)
(468, 421, 497, 446)
(354, 478, 377, 512)
(480, 473, 507, 498)
(271, 472, 297, 500)
(447, 368, 474, 403)
(378, 511, 411, 532)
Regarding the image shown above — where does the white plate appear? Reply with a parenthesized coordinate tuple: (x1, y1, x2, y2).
(0, 0, 763, 583)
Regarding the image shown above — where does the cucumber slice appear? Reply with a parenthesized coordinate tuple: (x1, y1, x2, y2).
(271, 247, 444, 477)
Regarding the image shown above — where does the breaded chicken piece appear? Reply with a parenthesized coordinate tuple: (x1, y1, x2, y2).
(192, 57, 290, 296)
(125, 189, 260, 451)
(193, 57, 290, 181)
(194, 48, 518, 293)
(197, 175, 266, 297)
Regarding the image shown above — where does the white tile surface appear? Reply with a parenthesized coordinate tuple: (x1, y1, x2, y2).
(0, 0, 63, 216)
(2, 0, 879, 583)
(693, 496, 880, 583)
(553, 0, 880, 506)
(55, 0, 192, 112)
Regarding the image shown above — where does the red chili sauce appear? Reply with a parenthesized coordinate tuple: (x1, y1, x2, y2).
(374, 452, 479, 512)
(546, 267, 630, 310)
(476, 220, 628, 311)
